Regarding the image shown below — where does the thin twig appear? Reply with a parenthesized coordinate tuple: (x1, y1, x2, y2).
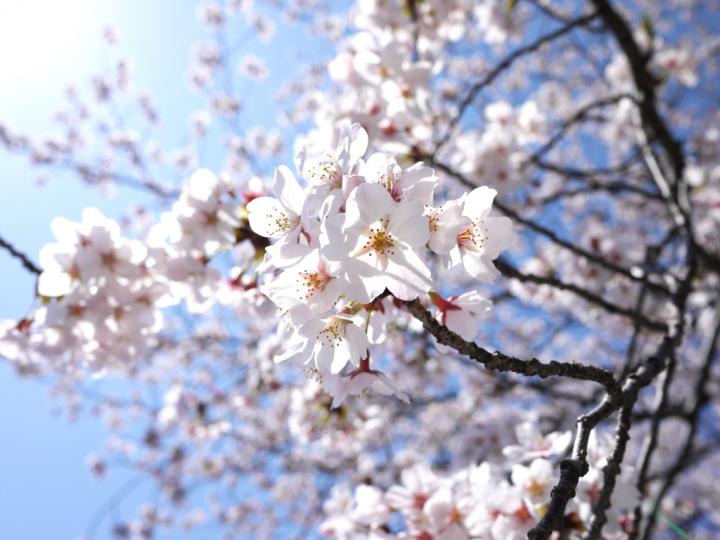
(0, 234, 41, 275)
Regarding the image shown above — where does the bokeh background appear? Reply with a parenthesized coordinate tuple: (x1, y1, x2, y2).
(0, 1, 304, 537)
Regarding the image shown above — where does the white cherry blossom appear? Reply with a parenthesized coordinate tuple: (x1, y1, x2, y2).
(324, 182, 432, 301)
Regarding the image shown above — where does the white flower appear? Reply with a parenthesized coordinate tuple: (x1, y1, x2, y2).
(360, 153, 437, 205)
(352, 484, 390, 528)
(447, 186, 514, 282)
(426, 198, 470, 255)
(385, 463, 439, 518)
(323, 182, 432, 301)
(294, 120, 368, 214)
(248, 165, 313, 268)
(260, 248, 364, 324)
(655, 47, 698, 87)
(276, 313, 369, 374)
(511, 458, 554, 505)
(247, 165, 304, 239)
(424, 487, 469, 540)
(238, 53, 268, 80)
(38, 208, 146, 297)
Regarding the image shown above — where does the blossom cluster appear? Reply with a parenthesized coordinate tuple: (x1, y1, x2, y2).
(320, 423, 638, 540)
(247, 121, 514, 406)
(0, 170, 248, 373)
(0, 209, 166, 373)
(1, 0, 718, 538)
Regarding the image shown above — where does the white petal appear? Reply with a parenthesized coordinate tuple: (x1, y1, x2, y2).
(483, 216, 515, 259)
(50, 216, 80, 245)
(385, 249, 432, 300)
(37, 271, 72, 297)
(247, 196, 298, 238)
(345, 181, 395, 228)
(346, 123, 368, 163)
(460, 248, 500, 282)
(462, 186, 497, 221)
(389, 200, 429, 248)
(445, 310, 478, 341)
(273, 165, 304, 217)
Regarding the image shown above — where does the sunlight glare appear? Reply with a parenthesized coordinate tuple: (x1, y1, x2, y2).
(0, 0, 100, 101)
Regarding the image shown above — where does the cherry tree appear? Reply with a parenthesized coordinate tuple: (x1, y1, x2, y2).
(1, 0, 719, 539)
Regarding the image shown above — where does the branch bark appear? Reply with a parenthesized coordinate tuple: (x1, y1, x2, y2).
(0, 234, 41, 276)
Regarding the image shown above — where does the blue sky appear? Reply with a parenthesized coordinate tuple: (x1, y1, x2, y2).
(0, 1, 285, 538)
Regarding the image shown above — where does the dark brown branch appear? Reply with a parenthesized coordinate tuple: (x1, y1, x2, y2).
(404, 298, 621, 398)
(584, 404, 634, 539)
(0, 234, 41, 276)
(527, 336, 673, 540)
(628, 349, 676, 539)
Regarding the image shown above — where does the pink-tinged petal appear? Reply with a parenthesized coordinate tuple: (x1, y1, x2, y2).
(462, 186, 497, 221)
(345, 182, 395, 227)
(341, 174, 365, 201)
(388, 200, 429, 247)
(385, 249, 432, 300)
(460, 248, 500, 282)
(273, 165, 304, 216)
(483, 216, 515, 259)
(445, 310, 478, 341)
(319, 213, 350, 261)
(428, 203, 470, 255)
(247, 196, 299, 238)
(346, 122, 368, 163)
(454, 291, 492, 314)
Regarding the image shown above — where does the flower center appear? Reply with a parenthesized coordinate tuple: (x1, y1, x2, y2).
(358, 218, 396, 257)
(528, 481, 545, 497)
(457, 220, 488, 251)
(317, 318, 349, 348)
(266, 209, 297, 236)
(380, 172, 402, 202)
(298, 264, 331, 301)
(426, 207, 441, 232)
(309, 154, 342, 188)
(369, 228, 395, 254)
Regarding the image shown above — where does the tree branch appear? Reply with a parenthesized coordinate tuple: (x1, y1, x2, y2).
(0, 234, 41, 276)
(404, 298, 621, 400)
